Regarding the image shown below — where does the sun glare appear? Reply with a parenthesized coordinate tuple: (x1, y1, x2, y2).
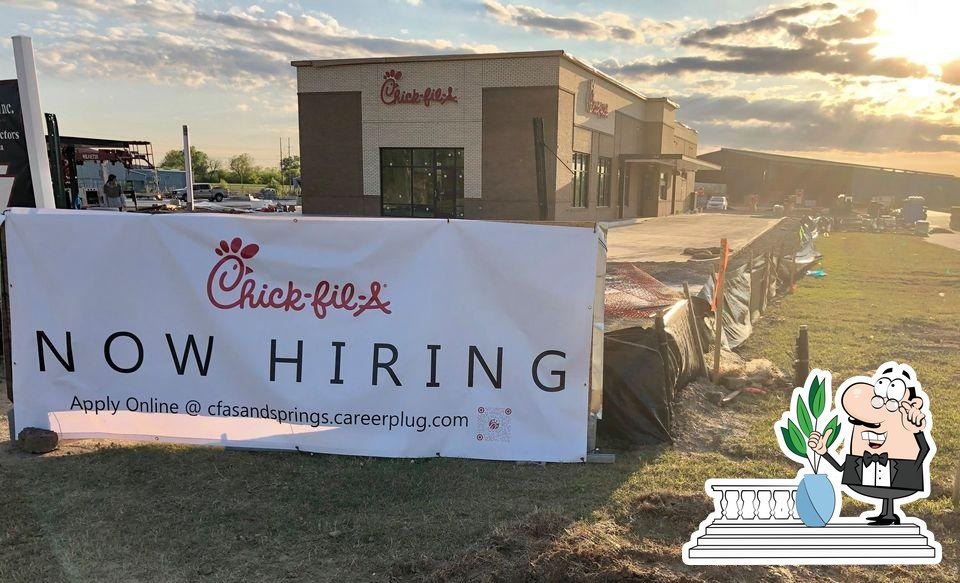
(872, 0, 960, 72)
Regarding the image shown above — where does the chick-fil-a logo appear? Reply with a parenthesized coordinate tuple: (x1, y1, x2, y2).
(586, 80, 609, 118)
(380, 69, 458, 107)
(206, 237, 392, 319)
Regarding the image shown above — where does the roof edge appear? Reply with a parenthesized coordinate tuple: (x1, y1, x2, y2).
(714, 147, 960, 179)
(291, 50, 564, 68)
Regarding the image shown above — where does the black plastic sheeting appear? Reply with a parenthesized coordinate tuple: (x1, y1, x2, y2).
(699, 227, 822, 350)
(600, 300, 702, 444)
(600, 222, 821, 445)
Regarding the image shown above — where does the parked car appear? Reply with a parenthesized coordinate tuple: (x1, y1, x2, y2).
(706, 196, 728, 211)
(172, 183, 228, 202)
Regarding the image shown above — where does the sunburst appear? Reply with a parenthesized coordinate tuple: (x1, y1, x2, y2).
(871, 0, 960, 74)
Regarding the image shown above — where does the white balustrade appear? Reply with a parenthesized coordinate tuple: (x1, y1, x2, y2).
(710, 481, 800, 522)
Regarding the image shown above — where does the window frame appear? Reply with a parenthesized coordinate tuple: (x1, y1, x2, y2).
(571, 152, 590, 208)
(380, 147, 464, 218)
(597, 157, 611, 207)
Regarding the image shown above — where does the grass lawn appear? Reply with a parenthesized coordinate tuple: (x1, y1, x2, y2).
(1, 232, 958, 582)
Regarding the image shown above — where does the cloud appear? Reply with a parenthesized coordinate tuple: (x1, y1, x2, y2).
(943, 59, 960, 86)
(681, 3, 837, 45)
(815, 8, 877, 40)
(4, 0, 58, 8)
(481, 0, 679, 43)
(678, 93, 960, 153)
(606, 4, 926, 82)
(29, 0, 495, 92)
(600, 43, 926, 80)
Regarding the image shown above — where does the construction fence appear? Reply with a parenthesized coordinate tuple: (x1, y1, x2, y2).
(600, 221, 822, 444)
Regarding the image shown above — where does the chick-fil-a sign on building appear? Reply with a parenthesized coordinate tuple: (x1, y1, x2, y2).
(380, 69, 458, 107)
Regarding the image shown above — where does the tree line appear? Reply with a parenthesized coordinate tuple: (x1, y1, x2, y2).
(160, 148, 300, 189)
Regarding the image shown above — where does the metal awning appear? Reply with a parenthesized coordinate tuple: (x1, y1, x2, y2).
(621, 154, 721, 172)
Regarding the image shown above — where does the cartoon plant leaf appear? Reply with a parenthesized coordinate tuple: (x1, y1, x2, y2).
(787, 419, 807, 453)
(796, 395, 813, 437)
(780, 427, 805, 457)
(823, 415, 840, 448)
(808, 375, 825, 419)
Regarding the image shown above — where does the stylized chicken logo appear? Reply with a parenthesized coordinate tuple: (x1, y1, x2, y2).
(212, 236, 259, 283)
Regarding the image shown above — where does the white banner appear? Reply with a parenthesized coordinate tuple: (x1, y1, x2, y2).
(6, 209, 603, 462)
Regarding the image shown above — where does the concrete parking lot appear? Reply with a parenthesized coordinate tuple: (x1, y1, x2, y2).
(926, 210, 960, 252)
(605, 213, 783, 263)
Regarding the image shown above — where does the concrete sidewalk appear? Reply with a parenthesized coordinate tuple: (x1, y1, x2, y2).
(925, 211, 960, 253)
(605, 213, 783, 263)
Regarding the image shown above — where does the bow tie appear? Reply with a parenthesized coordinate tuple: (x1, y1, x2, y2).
(863, 452, 889, 467)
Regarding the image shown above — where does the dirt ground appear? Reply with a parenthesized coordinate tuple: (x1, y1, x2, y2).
(2, 232, 959, 582)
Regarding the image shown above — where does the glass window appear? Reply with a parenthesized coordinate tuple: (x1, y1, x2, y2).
(436, 149, 458, 167)
(412, 168, 434, 206)
(381, 148, 464, 218)
(412, 149, 434, 167)
(597, 157, 611, 207)
(437, 168, 459, 217)
(572, 152, 589, 208)
(659, 171, 668, 201)
(381, 149, 410, 167)
(381, 167, 412, 205)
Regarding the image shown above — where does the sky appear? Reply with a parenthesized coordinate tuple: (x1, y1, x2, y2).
(1, 0, 959, 175)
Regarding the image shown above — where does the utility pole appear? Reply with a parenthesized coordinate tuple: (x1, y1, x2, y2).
(183, 125, 194, 211)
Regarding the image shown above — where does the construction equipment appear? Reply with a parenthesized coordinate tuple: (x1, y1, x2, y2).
(899, 195, 927, 226)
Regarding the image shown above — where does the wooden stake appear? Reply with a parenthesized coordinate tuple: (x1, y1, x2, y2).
(683, 282, 707, 376)
(655, 311, 670, 386)
(712, 238, 730, 383)
(761, 252, 772, 314)
(794, 325, 809, 388)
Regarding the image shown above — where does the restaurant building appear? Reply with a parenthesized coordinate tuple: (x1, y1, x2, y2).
(293, 50, 718, 221)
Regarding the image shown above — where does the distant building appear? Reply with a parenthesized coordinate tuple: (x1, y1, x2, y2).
(47, 135, 187, 206)
(292, 50, 718, 220)
(697, 148, 960, 208)
(127, 168, 187, 192)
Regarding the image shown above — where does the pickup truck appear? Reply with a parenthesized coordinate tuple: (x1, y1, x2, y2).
(172, 183, 228, 202)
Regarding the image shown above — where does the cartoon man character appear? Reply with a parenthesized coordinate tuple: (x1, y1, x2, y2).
(808, 362, 933, 526)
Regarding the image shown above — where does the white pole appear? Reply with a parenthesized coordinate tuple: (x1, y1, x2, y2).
(12, 35, 56, 209)
(182, 125, 194, 211)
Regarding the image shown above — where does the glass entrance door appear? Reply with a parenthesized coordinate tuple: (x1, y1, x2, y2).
(381, 148, 464, 218)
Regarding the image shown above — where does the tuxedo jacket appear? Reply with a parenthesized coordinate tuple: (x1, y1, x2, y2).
(822, 432, 930, 493)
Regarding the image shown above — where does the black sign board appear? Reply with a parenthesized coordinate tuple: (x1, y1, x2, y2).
(0, 79, 36, 208)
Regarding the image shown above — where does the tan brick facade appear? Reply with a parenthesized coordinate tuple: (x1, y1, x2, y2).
(293, 51, 707, 220)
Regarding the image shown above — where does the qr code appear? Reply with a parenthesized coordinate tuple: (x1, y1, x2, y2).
(476, 406, 511, 443)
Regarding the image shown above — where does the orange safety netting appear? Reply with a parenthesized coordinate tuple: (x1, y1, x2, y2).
(604, 263, 681, 324)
